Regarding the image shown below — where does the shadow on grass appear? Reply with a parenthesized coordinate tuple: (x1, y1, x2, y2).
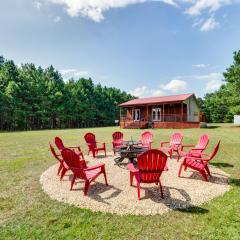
(71, 181, 122, 205)
(179, 171, 229, 185)
(176, 206, 209, 214)
(230, 178, 240, 187)
(207, 126, 220, 129)
(210, 162, 234, 168)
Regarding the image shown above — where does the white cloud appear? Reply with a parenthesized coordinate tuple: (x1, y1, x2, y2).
(161, 79, 187, 92)
(129, 86, 150, 97)
(60, 69, 90, 80)
(192, 72, 222, 81)
(34, 1, 42, 9)
(45, 0, 178, 22)
(205, 79, 222, 91)
(129, 86, 166, 97)
(53, 16, 61, 23)
(200, 17, 220, 31)
(185, 0, 233, 16)
(40, 0, 238, 31)
(192, 63, 209, 68)
(129, 79, 187, 97)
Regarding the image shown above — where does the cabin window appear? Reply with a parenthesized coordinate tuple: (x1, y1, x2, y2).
(152, 108, 161, 121)
(133, 109, 140, 121)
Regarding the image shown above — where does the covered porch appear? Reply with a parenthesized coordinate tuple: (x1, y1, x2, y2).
(120, 102, 200, 129)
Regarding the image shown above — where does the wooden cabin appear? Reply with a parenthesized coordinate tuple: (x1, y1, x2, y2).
(119, 93, 203, 129)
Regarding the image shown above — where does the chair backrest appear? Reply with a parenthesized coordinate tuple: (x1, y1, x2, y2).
(170, 132, 183, 146)
(209, 141, 221, 160)
(112, 131, 123, 143)
(84, 132, 97, 149)
(141, 131, 153, 147)
(137, 149, 167, 183)
(55, 137, 65, 151)
(49, 142, 61, 163)
(195, 134, 209, 151)
(61, 148, 87, 178)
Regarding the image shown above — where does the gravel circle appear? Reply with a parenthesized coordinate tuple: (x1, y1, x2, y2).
(40, 153, 230, 216)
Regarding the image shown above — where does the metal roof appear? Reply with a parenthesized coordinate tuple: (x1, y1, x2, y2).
(119, 93, 194, 107)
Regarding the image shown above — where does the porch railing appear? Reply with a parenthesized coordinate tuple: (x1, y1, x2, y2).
(120, 114, 199, 124)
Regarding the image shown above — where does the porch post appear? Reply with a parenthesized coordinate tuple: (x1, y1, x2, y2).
(146, 105, 149, 121)
(181, 102, 183, 121)
(163, 104, 165, 122)
(119, 107, 121, 127)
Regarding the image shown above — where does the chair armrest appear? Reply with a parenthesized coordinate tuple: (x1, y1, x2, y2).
(186, 155, 210, 161)
(180, 144, 195, 151)
(127, 163, 139, 173)
(191, 148, 205, 151)
(85, 163, 105, 171)
(68, 146, 81, 149)
(160, 141, 170, 147)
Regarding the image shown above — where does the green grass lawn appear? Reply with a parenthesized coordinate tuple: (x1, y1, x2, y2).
(0, 124, 239, 240)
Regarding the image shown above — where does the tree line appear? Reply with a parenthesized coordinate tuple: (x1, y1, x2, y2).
(0, 50, 239, 131)
(198, 50, 240, 123)
(0, 56, 134, 131)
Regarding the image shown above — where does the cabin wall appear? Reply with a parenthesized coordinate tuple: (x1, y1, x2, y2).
(122, 104, 189, 121)
(184, 96, 200, 121)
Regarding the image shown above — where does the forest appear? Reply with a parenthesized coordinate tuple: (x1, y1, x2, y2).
(0, 50, 239, 131)
(0, 56, 134, 130)
(199, 50, 240, 123)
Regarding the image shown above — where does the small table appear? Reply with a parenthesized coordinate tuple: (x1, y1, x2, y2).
(114, 140, 148, 164)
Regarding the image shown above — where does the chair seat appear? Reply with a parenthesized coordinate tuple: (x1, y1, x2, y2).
(85, 168, 102, 180)
(180, 151, 201, 158)
(185, 158, 205, 170)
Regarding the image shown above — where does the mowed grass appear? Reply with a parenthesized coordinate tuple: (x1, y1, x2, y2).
(0, 124, 239, 240)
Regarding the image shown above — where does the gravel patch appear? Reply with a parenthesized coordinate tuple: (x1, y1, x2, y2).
(40, 153, 230, 216)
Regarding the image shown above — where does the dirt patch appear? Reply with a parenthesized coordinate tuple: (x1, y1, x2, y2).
(40, 153, 230, 216)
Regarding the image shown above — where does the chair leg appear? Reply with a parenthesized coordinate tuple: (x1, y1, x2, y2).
(135, 174, 141, 200)
(93, 150, 96, 158)
(177, 151, 180, 162)
(84, 181, 90, 196)
(60, 167, 68, 180)
(57, 164, 63, 175)
(200, 170, 208, 181)
(104, 148, 106, 157)
(70, 174, 76, 190)
(137, 182, 141, 200)
(130, 172, 134, 186)
(159, 179, 164, 198)
(205, 165, 211, 176)
(178, 163, 184, 177)
(103, 169, 108, 185)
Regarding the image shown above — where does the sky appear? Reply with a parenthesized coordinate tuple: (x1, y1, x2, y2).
(0, 0, 240, 98)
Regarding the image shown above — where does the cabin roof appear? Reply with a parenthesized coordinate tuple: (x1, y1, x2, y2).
(119, 93, 194, 107)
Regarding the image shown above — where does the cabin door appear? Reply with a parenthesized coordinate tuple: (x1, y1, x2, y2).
(133, 109, 140, 121)
(152, 108, 161, 121)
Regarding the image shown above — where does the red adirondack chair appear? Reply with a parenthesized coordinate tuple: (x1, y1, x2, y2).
(61, 148, 108, 195)
(178, 141, 221, 181)
(55, 136, 84, 159)
(112, 131, 124, 154)
(160, 133, 183, 160)
(49, 143, 69, 179)
(128, 149, 167, 200)
(180, 134, 209, 158)
(84, 132, 106, 158)
(141, 131, 153, 149)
